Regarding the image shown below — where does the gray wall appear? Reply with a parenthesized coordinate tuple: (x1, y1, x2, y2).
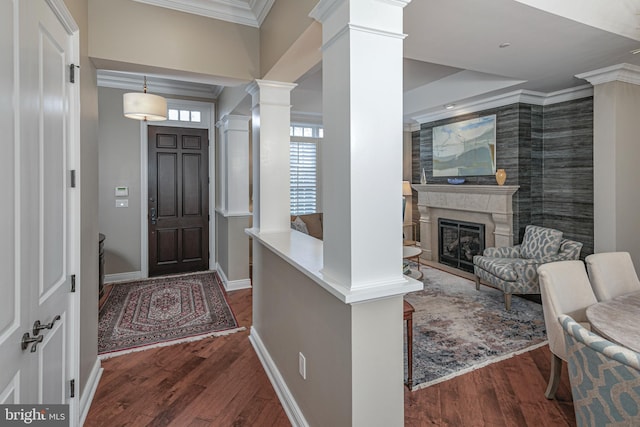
(216, 213, 251, 281)
(252, 242, 404, 426)
(253, 243, 352, 426)
(537, 97, 594, 256)
(412, 98, 594, 256)
(98, 87, 143, 274)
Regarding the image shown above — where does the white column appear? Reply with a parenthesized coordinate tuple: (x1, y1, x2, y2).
(218, 114, 251, 215)
(246, 80, 296, 233)
(311, 0, 410, 291)
(215, 114, 252, 290)
(577, 64, 640, 267)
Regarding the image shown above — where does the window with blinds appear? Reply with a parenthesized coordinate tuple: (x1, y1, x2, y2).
(290, 141, 318, 215)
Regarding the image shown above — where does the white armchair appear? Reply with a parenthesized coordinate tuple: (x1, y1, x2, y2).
(585, 251, 640, 302)
(537, 260, 597, 399)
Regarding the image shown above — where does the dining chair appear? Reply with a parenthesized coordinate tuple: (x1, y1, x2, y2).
(537, 261, 598, 399)
(560, 314, 640, 427)
(585, 251, 640, 301)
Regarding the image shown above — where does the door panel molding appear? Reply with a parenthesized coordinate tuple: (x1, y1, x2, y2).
(37, 316, 66, 404)
(0, 373, 20, 404)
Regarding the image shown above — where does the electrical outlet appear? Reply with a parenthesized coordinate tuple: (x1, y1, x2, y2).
(299, 352, 306, 380)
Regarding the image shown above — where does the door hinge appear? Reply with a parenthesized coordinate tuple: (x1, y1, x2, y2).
(69, 64, 79, 83)
(70, 170, 76, 188)
(71, 274, 76, 293)
(70, 379, 75, 398)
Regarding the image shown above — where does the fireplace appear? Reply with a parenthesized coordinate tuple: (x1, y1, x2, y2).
(438, 219, 485, 273)
(412, 184, 519, 268)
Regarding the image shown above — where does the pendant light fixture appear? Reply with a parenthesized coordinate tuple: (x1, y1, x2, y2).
(123, 76, 167, 121)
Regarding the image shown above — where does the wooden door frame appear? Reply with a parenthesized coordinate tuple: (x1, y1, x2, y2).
(140, 100, 216, 279)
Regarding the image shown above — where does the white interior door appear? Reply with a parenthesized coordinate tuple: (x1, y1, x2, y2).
(0, 0, 34, 406)
(0, 0, 78, 414)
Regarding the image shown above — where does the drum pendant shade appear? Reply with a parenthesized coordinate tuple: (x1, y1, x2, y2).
(123, 77, 167, 121)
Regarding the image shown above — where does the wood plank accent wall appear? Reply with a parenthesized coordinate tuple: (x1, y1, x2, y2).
(412, 98, 594, 257)
(538, 97, 594, 257)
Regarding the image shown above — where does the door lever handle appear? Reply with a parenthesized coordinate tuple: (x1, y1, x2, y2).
(33, 315, 61, 336)
(21, 333, 44, 352)
(150, 207, 157, 225)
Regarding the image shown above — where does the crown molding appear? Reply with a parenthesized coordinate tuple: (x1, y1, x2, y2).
(403, 122, 420, 132)
(291, 111, 323, 125)
(132, 0, 274, 27)
(411, 85, 593, 124)
(576, 63, 640, 86)
(97, 70, 222, 99)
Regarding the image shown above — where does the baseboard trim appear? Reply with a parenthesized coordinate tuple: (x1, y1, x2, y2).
(249, 327, 308, 427)
(104, 271, 143, 284)
(216, 264, 252, 291)
(78, 358, 103, 426)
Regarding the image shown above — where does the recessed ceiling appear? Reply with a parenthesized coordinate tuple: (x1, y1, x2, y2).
(105, 0, 640, 125)
(132, 0, 275, 27)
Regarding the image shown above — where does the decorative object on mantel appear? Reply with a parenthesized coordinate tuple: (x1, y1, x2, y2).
(447, 177, 465, 185)
(420, 168, 427, 184)
(495, 169, 507, 186)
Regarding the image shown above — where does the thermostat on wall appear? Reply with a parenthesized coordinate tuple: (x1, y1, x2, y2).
(115, 186, 128, 197)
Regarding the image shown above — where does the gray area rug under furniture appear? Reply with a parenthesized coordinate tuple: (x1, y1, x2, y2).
(404, 265, 547, 390)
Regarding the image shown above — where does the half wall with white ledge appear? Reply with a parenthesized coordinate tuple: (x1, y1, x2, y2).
(412, 184, 519, 265)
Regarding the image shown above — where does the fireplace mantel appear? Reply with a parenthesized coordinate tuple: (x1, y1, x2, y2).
(412, 184, 519, 262)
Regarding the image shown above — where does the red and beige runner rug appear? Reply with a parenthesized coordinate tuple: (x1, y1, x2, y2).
(98, 271, 243, 358)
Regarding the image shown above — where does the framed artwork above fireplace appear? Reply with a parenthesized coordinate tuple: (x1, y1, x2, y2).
(432, 114, 497, 177)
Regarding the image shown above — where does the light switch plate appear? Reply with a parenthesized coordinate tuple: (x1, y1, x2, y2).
(115, 186, 128, 197)
(116, 199, 128, 208)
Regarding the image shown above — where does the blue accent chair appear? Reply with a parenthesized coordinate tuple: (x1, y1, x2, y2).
(560, 314, 640, 426)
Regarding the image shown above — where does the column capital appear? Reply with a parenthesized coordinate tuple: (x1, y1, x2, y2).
(246, 79, 297, 98)
(216, 114, 250, 131)
(310, 0, 411, 24)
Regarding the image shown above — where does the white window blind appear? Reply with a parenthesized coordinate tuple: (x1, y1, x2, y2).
(290, 141, 317, 215)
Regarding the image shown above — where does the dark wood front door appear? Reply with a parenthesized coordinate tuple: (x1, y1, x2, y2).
(148, 126, 209, 277)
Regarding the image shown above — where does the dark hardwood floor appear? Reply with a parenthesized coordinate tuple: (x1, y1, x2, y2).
(86, 286, 576, 426)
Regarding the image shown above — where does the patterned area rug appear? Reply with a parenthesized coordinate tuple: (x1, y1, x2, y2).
(404, 265, 547, 390)
(98, 271, 243, 358)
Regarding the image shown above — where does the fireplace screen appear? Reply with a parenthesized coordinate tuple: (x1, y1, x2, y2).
(438, 219, 485, 273)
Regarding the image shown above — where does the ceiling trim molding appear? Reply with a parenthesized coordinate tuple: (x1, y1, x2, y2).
(412, 85, 593, 124)
(132, 0, 269, 27)
(250, 0, 275, 26)
(97, 70, 222, 99)
(576, 63, 640, 86)
(404, 122, 420, 133)
(291, 111, 323, 125)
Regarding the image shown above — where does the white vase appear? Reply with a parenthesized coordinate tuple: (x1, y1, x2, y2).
(420, 168, 427, 184)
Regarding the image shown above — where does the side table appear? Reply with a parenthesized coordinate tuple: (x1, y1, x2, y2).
(403, 246, 423, 280)
(404, 300, 415, 389)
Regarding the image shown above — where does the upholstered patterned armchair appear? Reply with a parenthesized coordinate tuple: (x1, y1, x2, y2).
(473, 225, 583, 310)
(560, 314, 640, 426)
